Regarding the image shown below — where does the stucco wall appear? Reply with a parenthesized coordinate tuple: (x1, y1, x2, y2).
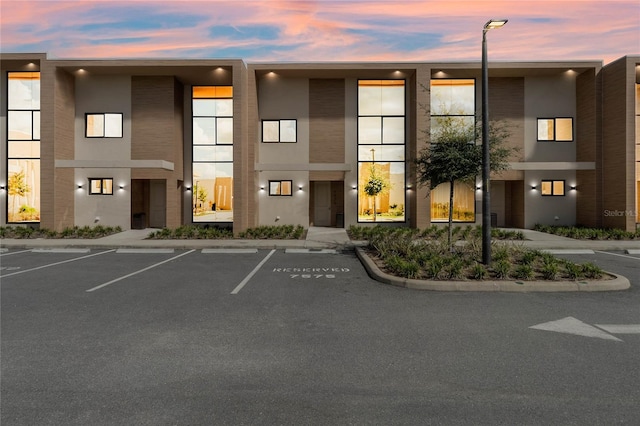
(73, 75, 132, 228)
(257, 76, 310, 226)
(74, 168, 131, 228)
(258, 171, 309, 226)
(524, 75, 577, 162)
(524, 170, 577, 228)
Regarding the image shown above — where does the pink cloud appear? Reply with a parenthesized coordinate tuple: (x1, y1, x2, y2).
(1, 0, 637, 63)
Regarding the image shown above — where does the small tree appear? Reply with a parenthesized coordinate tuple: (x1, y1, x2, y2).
(8, 170, 30, 222)
(363, 162, 390, 222)
(196, 186, 208, 212)
(415, 119, 514, 251)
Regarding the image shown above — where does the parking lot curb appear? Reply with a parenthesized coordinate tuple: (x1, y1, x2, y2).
(355, 247, 631, 292)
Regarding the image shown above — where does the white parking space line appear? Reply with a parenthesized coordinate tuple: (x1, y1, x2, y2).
(285, 249, 338, 254)
(596, 251, 640, 261)
(542, 249, 595, 255)
(32, 248, 91, 254)
(231, 249, 276, 295)
(1, 250, 116, 278)
(0, 249, 33, 257)
(115, 248, 175, 254)
(86, 249, 195, 292)
(201, 249, 258, 254)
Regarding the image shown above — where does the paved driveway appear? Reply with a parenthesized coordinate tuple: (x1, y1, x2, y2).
(1, 248, 639, 425)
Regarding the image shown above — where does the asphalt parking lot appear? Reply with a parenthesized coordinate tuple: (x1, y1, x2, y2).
(1, 248, 639, 425)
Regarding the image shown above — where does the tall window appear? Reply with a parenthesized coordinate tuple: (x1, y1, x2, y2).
(430, 79, 476, 222)
(192, 86, 233, 222)
(635, 83, 639, 223)
(357, 80, 405, 222)
(7, 72, 40, 223)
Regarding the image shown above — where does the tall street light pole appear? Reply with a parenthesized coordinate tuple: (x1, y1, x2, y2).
(481, 19, 508, 265)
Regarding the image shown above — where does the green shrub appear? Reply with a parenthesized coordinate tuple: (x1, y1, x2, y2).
(492, 228, 525, 240)
(513, 264, 534, 280)
(425, 258, 444, 279)
(535, 224, 637, 241)
(492, 260, 511, 279)
(445, 257, 465, 280)
(541, 262, 559, 280)
(492, 244, 510, 262)
(520, 250, 539, 265)
(581, 262, 604, 279)
(385, 255, 420, 279)
(563, 261, 583, 280)
(470, 263, 488, 280)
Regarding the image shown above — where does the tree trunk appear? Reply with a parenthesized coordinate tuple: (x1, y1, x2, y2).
(373, 196, 377, 222)
(448, 179, 455, 252)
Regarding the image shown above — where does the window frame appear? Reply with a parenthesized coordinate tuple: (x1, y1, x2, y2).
(7, 71, 41, 224)
(85, 113, 124, 138)
(357, 79, 407, 223)
(88, 178, 114, 195)
(261, 119, 297, 143)
(540, 179, 566, 196)
(430, 181, 477, 223)
(537, 117, 574, 142)
(268, 180, 293, 196)
(191, 85, 234, 224)
(430, 78, 477, 143)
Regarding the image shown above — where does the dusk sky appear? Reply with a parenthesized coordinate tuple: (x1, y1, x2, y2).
(1, 0, 638, 64)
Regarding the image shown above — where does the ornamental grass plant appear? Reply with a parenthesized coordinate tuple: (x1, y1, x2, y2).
(1, 225, 122, 239)
(359, 225, 604, 281)
(534, 224, 639, 240)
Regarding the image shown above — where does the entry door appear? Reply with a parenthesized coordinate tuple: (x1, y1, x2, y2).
(314, 182, 332, 227)
(149, 180, 166, 228)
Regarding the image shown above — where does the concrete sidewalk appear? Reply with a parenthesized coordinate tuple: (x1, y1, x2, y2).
(0, 226, 355, 250)
(1, 226, 639, 251)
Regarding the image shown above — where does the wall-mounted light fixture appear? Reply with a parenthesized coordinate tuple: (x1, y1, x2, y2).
(298, 185, 303, 191)
(0, 185, 5, 191)
(351, 185, 357, 190)
(119, 184, 125, 190)
(185, 186, 192, 191)
(476, 185, 482, 191)
(570, 185, 577, 191)
(77, 184, 83, 189)
(530, 184, 537, 190)
(260, 186, 265, 191)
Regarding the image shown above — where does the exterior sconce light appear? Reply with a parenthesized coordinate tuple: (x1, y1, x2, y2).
(298, 186, 303, 191)
(0, 185, 5, 191)
(351, 185, 357, 190)
(119, 184, 125, 190)
(476, 185, 482, 191)
(260, 186, 265, 191)
(185, 186, 191, 191)
(570, 185, 576, 191)
(531, 185, 537, 190)
(77, 184, 83, 189)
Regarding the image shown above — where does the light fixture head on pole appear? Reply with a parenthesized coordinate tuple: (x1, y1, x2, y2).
(484, 19, 508, 31)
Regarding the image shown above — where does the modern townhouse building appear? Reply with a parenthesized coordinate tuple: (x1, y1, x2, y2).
(1, 53, 638, 233)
